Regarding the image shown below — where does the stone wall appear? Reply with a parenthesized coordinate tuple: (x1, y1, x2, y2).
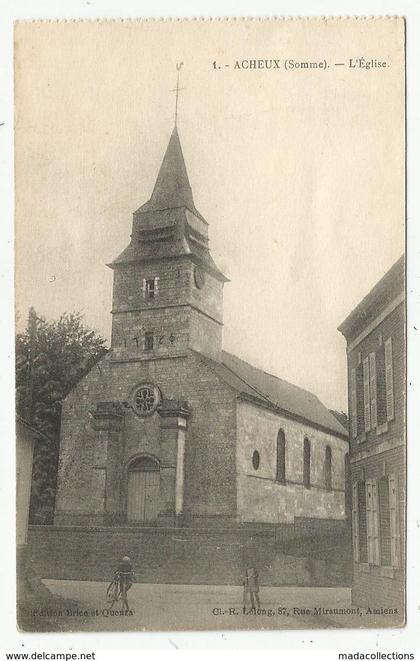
(27, 519, 351, 586)
(111, 306, 192, 360)
(112, 258, 191, 314)
(236, 401, 349, 524)
(111, 256, 224, 361)
(189, 308, 223, 360)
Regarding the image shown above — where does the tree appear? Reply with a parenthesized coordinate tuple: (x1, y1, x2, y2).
(16, 309, 108, 523)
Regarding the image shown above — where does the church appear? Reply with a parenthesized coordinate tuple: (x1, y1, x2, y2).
(54, 123, 349, 531)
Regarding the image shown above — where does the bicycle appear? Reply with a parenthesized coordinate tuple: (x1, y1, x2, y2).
(106, 571, 133, 610)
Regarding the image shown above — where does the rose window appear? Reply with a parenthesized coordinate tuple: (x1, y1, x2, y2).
(132, 385, 160, 416)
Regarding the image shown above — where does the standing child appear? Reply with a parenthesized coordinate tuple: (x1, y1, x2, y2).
(243, 566, 261, 610)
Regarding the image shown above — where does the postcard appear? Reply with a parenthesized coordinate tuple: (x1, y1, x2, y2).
(14, 17, 405, 631)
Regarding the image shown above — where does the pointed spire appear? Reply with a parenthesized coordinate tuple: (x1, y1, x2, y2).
(110, 124, 228, 282)
(141, 125, 196, 214)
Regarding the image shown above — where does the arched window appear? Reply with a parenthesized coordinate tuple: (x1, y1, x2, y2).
(276, 429, 286, 483)
(128, 456, 160, 472)
(324, 445, 332, 491)
(303, 438, 311, 488)
(252, 450, 260, 470)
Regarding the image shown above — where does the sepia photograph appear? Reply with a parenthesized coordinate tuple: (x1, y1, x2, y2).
(14, 17, 405, 633)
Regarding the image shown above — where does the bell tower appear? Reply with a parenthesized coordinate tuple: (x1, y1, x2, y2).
(108, 125, 228, 362)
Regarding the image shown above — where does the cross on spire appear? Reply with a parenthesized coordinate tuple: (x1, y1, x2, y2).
(170, 62, 185, 126)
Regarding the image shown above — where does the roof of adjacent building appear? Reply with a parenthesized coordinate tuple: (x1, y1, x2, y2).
(338, 255, 405, 341)
(195, 350, 348, 438)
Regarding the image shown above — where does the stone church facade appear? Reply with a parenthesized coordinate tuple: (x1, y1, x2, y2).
(54, 126, 348, 529)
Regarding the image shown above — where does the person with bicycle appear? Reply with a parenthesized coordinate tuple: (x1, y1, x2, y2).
(107, 555, 135, 610)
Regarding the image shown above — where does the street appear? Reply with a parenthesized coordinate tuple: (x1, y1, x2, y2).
(26, 581, 365, 631)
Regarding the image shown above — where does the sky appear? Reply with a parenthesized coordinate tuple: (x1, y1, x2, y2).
(14, 18, 405, 411)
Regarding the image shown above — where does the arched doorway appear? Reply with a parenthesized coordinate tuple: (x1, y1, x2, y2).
(127, 456, 160, 523)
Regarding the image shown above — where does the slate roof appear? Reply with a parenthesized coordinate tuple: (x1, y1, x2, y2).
(110, 210, 227, 280)
(338, 255, 405, 341)
(136, 126, 205, 221)
(109, 126, 227, 282)
(195, 350, 348, 438)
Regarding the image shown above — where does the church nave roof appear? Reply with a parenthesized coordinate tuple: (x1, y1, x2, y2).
(195, 350, 348, 438)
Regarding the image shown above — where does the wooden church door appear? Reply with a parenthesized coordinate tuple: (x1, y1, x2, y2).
(127, 457, 160, 522)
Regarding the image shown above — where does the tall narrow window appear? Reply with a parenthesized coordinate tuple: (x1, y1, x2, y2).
(385, 337, 394, 421)
(389, 475, 400, 568)
(142, 276, 160, 300)
(369, 352, 377, 429)
(363, 357, 371, 432)
(358, 481, 368, 563)
(324, 445, 332, 491)
(356, 362, 365, 437)
(303, 438, 311, 489)
(350, 368, 357, 438)
(376, 344, 387, 425)
(276, 430, 286, 483)
(144, 332, 154, 351)
(352, 482, 360, 561)
(345, 454, 351, 517)
(366, 480, 380, 565)
(378, 476, 391, 566)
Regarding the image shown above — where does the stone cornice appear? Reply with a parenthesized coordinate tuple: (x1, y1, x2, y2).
(350, 435, 405, 464)
(111, 302, 223, 326)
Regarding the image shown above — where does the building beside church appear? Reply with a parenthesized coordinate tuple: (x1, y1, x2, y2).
(338, 256, 405, 610)
(16, 417, 36, 569)
(54, 125, 348, 530)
